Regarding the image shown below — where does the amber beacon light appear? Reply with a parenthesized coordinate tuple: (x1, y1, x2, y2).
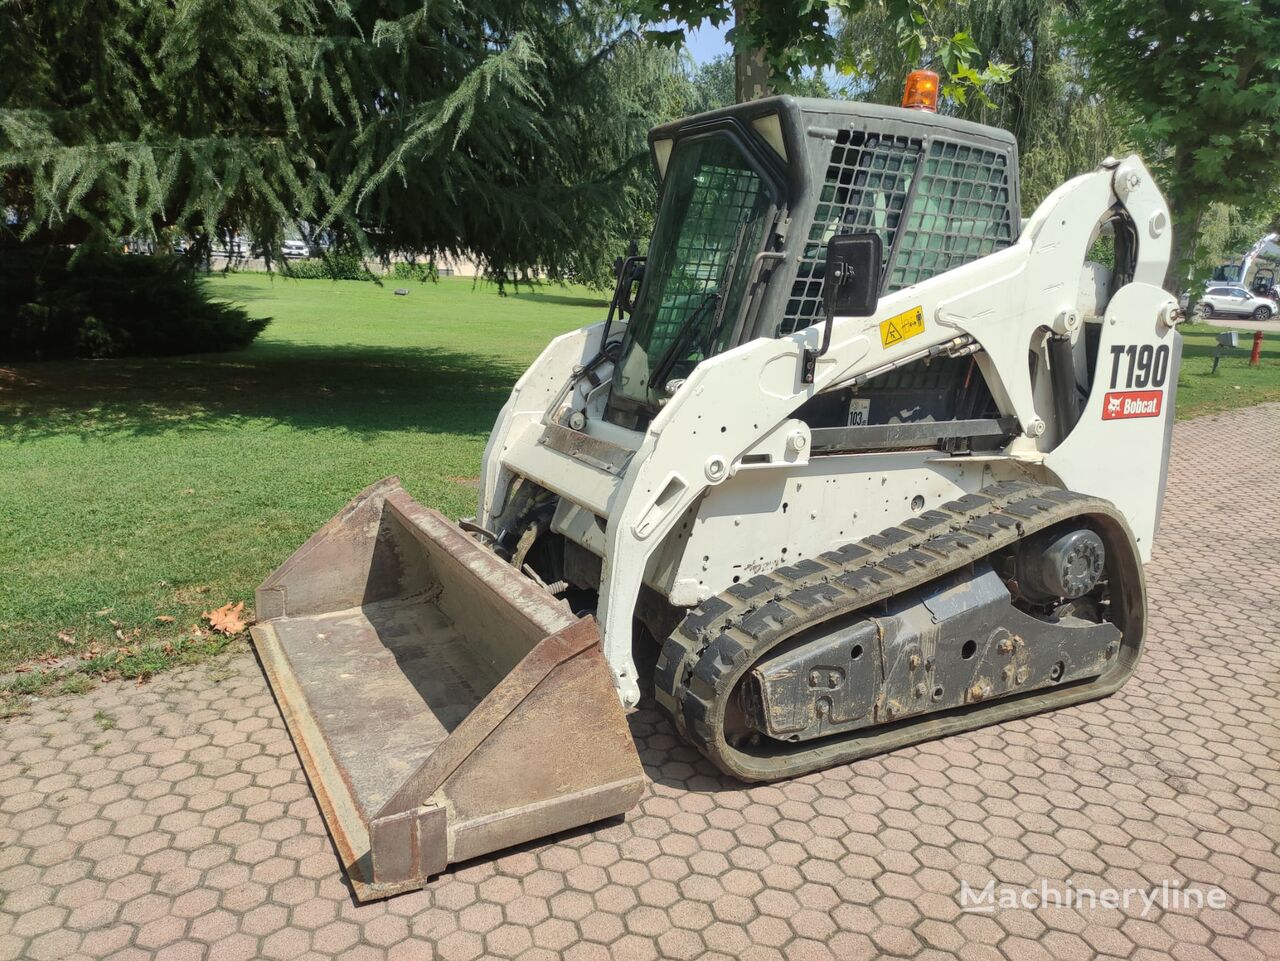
(901, 69, 940, 111)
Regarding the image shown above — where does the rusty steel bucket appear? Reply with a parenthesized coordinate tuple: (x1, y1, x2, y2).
(250, 478, 645, 900)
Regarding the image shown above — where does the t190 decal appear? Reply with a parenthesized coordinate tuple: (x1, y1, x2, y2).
(1102, 344, 1169, 420)
(1109, 343, 1170, 390)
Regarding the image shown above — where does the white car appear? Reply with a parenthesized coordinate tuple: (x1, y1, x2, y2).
(1198, 285, 1274, 320)
(281, 239, 309, 259)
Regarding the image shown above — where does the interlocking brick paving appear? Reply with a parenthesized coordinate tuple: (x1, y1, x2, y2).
(2, 405, 1279, 961)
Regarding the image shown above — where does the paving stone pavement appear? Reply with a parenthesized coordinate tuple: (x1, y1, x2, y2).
(3, 405, 1280, 961)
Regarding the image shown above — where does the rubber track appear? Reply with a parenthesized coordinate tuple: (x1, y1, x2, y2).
(653, 480, 1138, 781)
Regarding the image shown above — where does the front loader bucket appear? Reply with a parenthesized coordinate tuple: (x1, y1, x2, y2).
(250, 478, 645, 901)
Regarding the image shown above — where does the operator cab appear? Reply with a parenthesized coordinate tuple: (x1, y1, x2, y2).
(604, 93, 1023, 431)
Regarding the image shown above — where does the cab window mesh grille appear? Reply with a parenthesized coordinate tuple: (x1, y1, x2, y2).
(888, 140, 1015, 291)
(777, 131, 1017, 338)
(779, 130, 921, 336)
(650, 158, 768, 349)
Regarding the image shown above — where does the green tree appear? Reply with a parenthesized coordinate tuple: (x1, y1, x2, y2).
(1, 0, 688, 284)
(688, 53, 835, 113)
(641, 1, 1011, 103)
(838, 0, 1134, 210)
(1071, 0, 1280, 290)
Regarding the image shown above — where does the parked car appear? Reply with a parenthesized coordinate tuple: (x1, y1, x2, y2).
(215, 235, 248, 256)
(307, 232, 334, 258)
(281, 238, 309, 259)
(1198, 285, 1275, 320)
(119, 236, 156, 255)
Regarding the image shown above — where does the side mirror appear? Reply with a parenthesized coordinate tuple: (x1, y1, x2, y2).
(802, 232, 883, 384)
(824, 233, 882, 317)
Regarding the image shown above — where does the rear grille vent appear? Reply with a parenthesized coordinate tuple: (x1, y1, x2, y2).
(780, 131, 921, 336)
(889, 140, 1016, 292)
(778, 129, 1017, 337)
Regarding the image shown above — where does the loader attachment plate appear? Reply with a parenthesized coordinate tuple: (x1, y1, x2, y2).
(251, 478, 645, 900)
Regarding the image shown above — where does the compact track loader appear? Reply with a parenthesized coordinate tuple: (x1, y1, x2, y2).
(253, 87, 1182, 898)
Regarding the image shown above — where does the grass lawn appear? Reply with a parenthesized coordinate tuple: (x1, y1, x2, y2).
(0, 274, 605, 685)
(1, 281, 1277, 691)
(1174, 322, 1280, 417)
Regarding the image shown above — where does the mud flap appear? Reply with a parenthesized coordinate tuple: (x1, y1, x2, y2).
(250, 478, 645, 901)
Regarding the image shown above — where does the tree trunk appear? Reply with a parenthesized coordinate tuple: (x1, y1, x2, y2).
(733, 1, 771, 102)
(1165, 208, 1203, 296)
(1163, 147, 1205, 294)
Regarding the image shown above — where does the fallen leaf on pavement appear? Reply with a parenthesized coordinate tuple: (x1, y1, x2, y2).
(204, 602, 247, 636)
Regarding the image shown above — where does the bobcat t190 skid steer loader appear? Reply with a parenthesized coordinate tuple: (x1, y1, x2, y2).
(251, 79, 1182, 899)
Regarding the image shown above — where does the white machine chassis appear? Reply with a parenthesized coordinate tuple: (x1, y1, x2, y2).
(479, 155, 1179, 707)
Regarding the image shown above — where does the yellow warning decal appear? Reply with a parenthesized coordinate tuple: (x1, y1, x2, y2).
(879, 306, 925, 349)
